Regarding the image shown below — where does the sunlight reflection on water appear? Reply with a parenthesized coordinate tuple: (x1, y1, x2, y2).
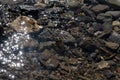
(0, 24, 31, 79)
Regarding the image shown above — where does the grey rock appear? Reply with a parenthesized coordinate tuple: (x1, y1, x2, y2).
(38, 28, 75, 42)
(103, 19, 112, 31)
(97, 13, 112, 21)
(106, 0, 120, 6)
(105, 11, 120, 17)
(108, 31, 120, 44)
(19, 5, 40, 11)
(0, 0, 25, 4)
(103, 70, 115, 79)
(98, 0, 120, 6)
(91, 4, 109, 13)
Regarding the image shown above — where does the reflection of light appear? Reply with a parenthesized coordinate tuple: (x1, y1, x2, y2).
(0, 25, 31, 79)
(13, 0, 17, 2)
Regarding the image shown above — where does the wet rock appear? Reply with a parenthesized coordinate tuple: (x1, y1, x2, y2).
(103, 70, 115, 79)
(39, 49, 59, 69)
(34, 2, 46, 8)
(39, 41, 55, 50)
(45, 7, 63, 14)
(61, 11, 74, 19)
(60, 63, 72, 72)
(19, 5, 41, 11)
(38, 28, 75, 42)
(75, 15, 94, 22)
(92, 22, 103, 31)
(96, 13, 112, 21)
(9, 16, 42, 33)
(105, 11, 120, 18)
(64, 0, 81, 7)
(68, 58, 78, 65)
(105, 41, 119, 50)
(0, 0, 25, 4)
(108, 31, 120, 44)
(82, 8, 96, 19)
(39, 49, 53, 61)
(96, 61, 115, 69)
(112, 21, 120, 26)
(44, 56, 59, 69)
(103, 19, 112, 31)
(79, 37, 97, 52)
(106, 0, 120, 7)
(91, 4, 109, 13)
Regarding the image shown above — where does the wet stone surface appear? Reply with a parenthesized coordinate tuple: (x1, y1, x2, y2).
(0, 0, 120, 80)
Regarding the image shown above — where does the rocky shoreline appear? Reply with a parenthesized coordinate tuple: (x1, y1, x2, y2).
(0, 0, 120, 80)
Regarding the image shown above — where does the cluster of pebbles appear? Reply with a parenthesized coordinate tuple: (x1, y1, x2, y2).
(0, 0, 120, 80)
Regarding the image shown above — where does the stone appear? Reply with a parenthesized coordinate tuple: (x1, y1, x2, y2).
(9, 16, 42, 33)
(103, 19, 112, 31)
(105, 41, 119, 50)
(108, 31, 120, 44)
(97, 13, 112, 21)
(39, 49, 59, 69)
(38, 28, 75, 42)
(76, 15, 94, 22)
(91, 4, 109, 13)
(40, 49, 53, 61)
(106, 0, 120, 7)
(0, 0, 25, 4)
(103, 70, 115, 79)
(68, 58, 78, 65)
(96, 61, 115, 69)
(112, 21, 120, 26)
(105, 11, 120, 17)
(45, 56, 59, 69)
(60, 63, 72, 72)
(19, 5, 40, 11)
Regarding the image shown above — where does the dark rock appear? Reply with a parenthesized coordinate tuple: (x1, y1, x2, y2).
(103, 19, 112, 31)
(108, 31, 120, 44)
(97, 13, 112, 21)
(103, 70, 115, 79)
(38, 28, 75, 42)
(39, 49, 59, 69)
(75, 15, 94, 23)
(92, 22, 103, 31)
(98, 0, 120, 7)
(82, 8, 96, 19)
